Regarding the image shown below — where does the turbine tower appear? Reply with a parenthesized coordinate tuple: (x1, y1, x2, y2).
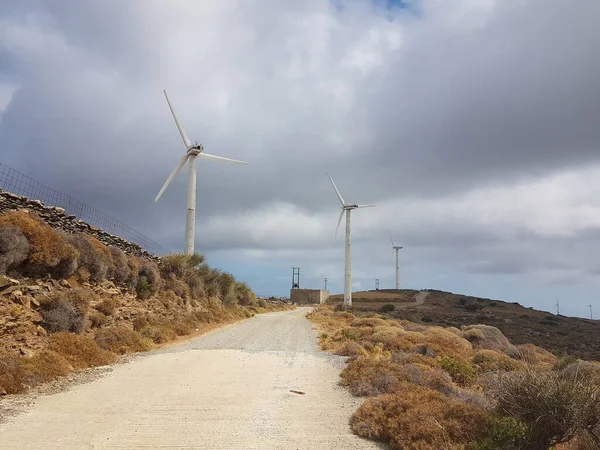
(388, 230, 403, 290)
(155, 90, 248, 255)
(328, 173, 375, 308)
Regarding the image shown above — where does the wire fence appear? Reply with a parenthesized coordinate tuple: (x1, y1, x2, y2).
(0, 161, 169, 256)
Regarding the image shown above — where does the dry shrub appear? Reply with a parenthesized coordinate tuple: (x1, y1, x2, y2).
(49, 332, 115, 369)
(485, 369, 600, 449)
(169, 319, 195, 336)
(132, 315, 150, 331)
(561, 361, 600, 385)
(39, 289, 95, 333)
(126, 255, 139, 291)
(89, 310, 109, 328)
(511, 343, 559, 368)
(94, 326, 152, 354)
(462, 327, 485, 342)
(351, 317, 389, 328)
(0, 225, 29, 274)
(473, 349, 527, 373)
(0, 211, 78, 278)
(160, 253, 206, 299)
(64, 233, 111, 282)
(462, 324, 515, 354)
(391, 351, 437, 367)
(341, 357, 408, 396)
(22, 350, 72, 386)
(333, 311, 356, 321)
(140, 325, 177, 344)
(0, 350, 26, 394)
(108, 246, 130, 284)
(400, 321, 429, 332)
(164, 276, 190, 299)
(235, 281, 256, 306)
(95, 297, 119, 316)
(136, 259, 161, 299)
(350, 382, 493, 449)
(335, 341, 367, 358)
(423, 327, 473, 359)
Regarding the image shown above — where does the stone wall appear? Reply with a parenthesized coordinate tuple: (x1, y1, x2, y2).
(0, 189, 160, 262)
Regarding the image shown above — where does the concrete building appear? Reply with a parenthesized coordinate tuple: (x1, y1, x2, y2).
(290, 289, 329, 305)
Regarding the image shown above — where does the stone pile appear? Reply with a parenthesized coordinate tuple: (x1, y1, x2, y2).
(0, 189, 160, 262)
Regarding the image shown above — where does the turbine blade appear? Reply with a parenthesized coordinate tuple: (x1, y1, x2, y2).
(357, 204, 375, 208)
(327, 173, 345, 206)
(388, 229, 395, 247)
(335, 209, 344, 239)
(163, 89, 192, 149)
(199, 153, 248, 164)
(154, 154, 189, 202)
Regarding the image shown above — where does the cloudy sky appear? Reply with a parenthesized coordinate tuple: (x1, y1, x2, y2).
(1, 0, 600, 317)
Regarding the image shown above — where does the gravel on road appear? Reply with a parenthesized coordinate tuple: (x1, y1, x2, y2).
(0, 307, 382, 449)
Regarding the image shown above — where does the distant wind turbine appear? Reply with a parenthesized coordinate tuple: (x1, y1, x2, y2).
(155, 90, 248, 255)
(328, 173, 375, 308)
(388, 230, 403, 290)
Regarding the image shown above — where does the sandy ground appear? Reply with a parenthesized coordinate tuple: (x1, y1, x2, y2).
(0, 308, 383, 449)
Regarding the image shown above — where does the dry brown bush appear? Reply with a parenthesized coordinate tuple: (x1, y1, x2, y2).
(136, 259, 161, 299)
(351, 317, 389, 328)
(0, 225, 29, 274)
(126, 254, 139, 291)
(473, 349, 527, 373)
(108, 246, 130, 284)
(49, 332, 115, 369)
(350, 382, 493, 449)
(39, 289, 95, 333)
(64, 233, 111, 282)
(0, 211, 78, 278)
(485, 369, 600, 449)
(341, 357, 408, 396)
(139, 325, 177, 344)
(95, 297, 119, 316)
(334, 341, 367, 358)
(0, 350, 27, 394)
(94, 327, 152, 354)
(511, 343, 559, 368)
(22, 350, 72, 386)
(88, 310, 109, 328)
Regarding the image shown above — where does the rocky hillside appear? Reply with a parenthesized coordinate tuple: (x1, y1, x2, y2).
(0, 208, 288, 397)
(329, 289, 600, 361)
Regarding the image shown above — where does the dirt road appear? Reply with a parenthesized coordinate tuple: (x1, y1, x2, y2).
(0, 308, 381, 449)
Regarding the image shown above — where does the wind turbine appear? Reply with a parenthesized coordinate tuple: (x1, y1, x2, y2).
(328, 173, 375, 308)
(155, 90, 247, 255)
(388, 230, 403, 290)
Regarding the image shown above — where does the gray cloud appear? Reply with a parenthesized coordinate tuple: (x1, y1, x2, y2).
(1, 0, 600, 315)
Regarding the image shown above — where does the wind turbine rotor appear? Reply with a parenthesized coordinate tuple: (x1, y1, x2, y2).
(199, 153, 248, 164)
(389, 229, 395, 247)
(356, 204, 375, 209)
(154, 154, 190, 202)
(327, 173, 345, 206)
(163, 89, 192, 149)
(335, 209, 345, 238)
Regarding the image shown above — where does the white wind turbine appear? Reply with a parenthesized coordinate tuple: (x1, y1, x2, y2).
(388, 230, 403, 290)
(155, 90, 248, 255)
(328, 173, 375, 308)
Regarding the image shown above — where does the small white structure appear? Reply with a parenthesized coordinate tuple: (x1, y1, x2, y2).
(290, 289, 329, 305)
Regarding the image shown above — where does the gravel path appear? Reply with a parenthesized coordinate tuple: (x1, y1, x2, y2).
(0, 308, 382, 449)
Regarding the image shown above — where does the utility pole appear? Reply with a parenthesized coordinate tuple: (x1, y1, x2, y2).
(323, 278, 328, 290)
(292, 267, 300, 289)
(375, 278, 380, 291)
(556, 298, 560, 315)
(590, 303, 593, 320)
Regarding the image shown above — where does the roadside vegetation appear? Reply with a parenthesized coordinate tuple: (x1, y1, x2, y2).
(0, 210, 290, 396)
(309, 306, 600, 450)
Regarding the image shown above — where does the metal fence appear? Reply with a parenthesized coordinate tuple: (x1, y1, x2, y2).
(0, 161, 169, 256)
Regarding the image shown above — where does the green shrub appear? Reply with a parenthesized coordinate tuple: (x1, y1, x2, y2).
(380, 304, 396, 313)
(437, 355, 477, 386)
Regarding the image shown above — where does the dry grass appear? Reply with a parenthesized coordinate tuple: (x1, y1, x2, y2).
(0, 211, 78, 278)
(308, 305, 600, 449)
(94, 326, 152, 354)
(48, 332, 115, 369)
(350, 382, 494, 450)
(95, 297, 119, 316)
